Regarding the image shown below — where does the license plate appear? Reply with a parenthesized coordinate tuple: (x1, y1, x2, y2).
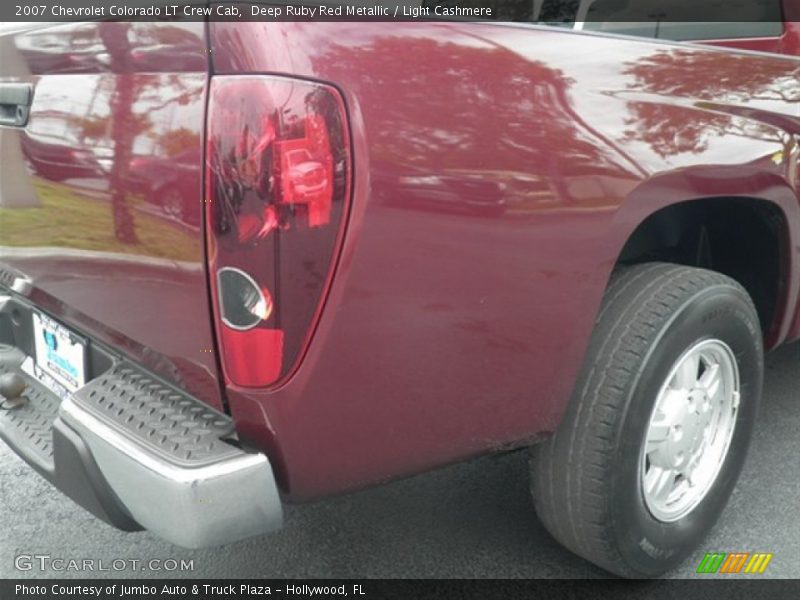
(32, 312, 87, 393)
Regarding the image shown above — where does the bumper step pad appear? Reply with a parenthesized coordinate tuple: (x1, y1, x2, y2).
(0, 346, 60, 471)
(0, 302, 282, 548)
(73, 363, 238, 467)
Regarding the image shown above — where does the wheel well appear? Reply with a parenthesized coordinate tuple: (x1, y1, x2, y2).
(617, 198, 788, 340)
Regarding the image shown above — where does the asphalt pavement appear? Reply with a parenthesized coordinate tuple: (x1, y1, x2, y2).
(1, 342, 798, 579)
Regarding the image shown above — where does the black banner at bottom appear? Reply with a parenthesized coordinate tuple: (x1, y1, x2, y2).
(2, 579, 800, 600)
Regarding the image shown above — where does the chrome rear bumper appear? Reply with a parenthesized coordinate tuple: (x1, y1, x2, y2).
(0, 293, 282, 548)
(59, 393, 282, 549)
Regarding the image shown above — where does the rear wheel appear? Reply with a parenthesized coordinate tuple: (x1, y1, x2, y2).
(531, 263, 764, 577)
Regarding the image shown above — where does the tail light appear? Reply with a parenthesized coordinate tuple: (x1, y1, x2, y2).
(205, 76, 351, 388)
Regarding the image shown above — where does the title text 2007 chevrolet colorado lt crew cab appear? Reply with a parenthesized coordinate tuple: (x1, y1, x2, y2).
(0, 4, 798, 577)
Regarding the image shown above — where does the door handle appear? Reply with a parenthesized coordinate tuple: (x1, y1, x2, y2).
(0, 83, 33, 127)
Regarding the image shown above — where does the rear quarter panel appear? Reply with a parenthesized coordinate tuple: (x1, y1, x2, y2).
(211, 22, 800, 500)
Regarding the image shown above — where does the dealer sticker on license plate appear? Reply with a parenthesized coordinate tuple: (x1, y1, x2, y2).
(32, 312, 87, 393)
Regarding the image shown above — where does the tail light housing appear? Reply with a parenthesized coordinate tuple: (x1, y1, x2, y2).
(205, 76, 351, 388)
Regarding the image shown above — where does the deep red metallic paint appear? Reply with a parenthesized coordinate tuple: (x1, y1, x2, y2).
(0, 22, 223, 410)
(1, 20, 799, 504)
(208, 22, 800, 500)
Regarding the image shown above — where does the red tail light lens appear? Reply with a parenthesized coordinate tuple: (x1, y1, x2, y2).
(206, 77, 350, 388)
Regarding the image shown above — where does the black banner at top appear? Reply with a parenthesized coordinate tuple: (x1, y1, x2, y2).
(0, 0, 792, 23)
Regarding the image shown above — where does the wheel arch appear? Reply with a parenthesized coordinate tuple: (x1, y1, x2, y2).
(612, 194, 794, 349)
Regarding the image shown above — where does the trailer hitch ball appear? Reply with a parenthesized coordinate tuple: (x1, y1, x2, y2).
(0, 372, 27, 410)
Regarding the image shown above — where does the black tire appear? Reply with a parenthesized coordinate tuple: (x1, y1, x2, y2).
(531, 263, 764, 578)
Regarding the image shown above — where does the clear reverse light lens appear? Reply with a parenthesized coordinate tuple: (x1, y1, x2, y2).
(218, 267, 273, 331)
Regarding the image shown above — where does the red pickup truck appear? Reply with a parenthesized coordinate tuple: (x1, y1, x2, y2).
(0, 5, 798, 578)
